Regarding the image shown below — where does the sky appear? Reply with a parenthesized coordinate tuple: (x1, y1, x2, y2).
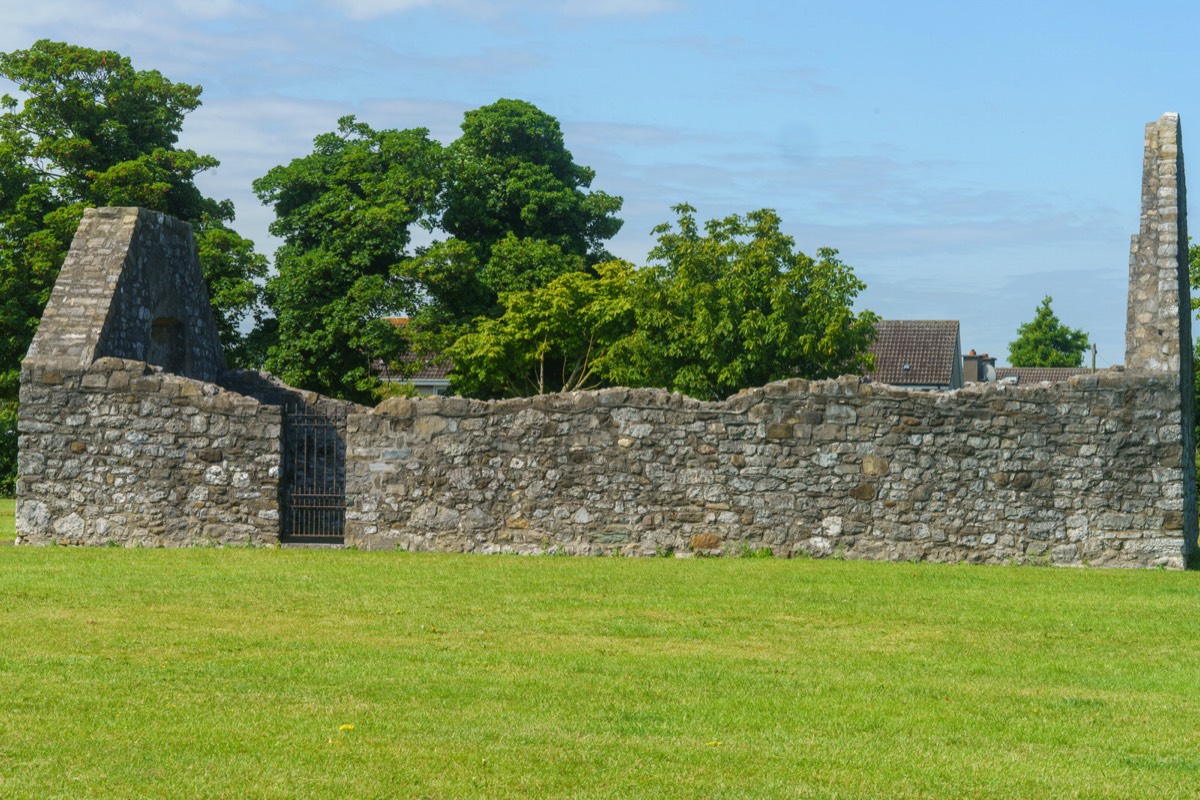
(3, 0, 1198, 368)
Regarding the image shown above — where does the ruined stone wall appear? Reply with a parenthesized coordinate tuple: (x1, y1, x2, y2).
(28, 207, 226, 381)
(1126, 113, 1197, 564)
(15, 114, 1198, 566)
(17, 358, 281, 546)
(344, 372, 1187, 567)
(17, 207, 275, 546)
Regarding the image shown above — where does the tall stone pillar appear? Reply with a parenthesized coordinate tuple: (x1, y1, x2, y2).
(1126, 113, 1197, 565)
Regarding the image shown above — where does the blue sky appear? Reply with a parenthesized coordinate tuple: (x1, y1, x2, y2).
(3, 0, 1198, 367)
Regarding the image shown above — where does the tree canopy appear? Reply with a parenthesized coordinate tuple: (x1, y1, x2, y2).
(604, 205, 877, 399)
(252, 116, 443, 402)
(446, 259, 636, 397)
(448, 205, 878, 401)
(410, 99, 623, 327)
(442, 99, 623, 262)
(256, 99, 624, 400)
(0, 39, 266, 391)
(1007, 295, 1089, 368)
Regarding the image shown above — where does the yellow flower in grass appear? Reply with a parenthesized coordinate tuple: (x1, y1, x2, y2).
(339, 723, 355, 731)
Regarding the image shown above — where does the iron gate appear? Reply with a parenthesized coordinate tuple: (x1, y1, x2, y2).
(282, 402, 347, 543)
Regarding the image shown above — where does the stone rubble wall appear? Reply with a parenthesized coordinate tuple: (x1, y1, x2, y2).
(16, 358, 282, 547)
(13, 111, 1199, 567)
(345, 371, 1187, 568)
(1125, 113, 1198, 564)
(27, 207, 226, 381)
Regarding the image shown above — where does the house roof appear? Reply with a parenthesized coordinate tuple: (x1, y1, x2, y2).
(994, 367, 1091, 384)
(405, 357, 451, 381)
(867, 320, 960, 387)
(377, 317, 451, 382)
(374, 354, 452, 383)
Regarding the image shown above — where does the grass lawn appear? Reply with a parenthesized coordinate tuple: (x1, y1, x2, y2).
(1, 548, 1199, 799)
(0, 497, 13, 542)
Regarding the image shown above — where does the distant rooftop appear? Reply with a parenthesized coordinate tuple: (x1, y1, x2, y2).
(867, 320, 961, 387)
(995, 367, 1092, 384)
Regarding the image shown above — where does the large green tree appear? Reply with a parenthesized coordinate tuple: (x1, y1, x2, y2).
(404, 99, 623, 329)
(448, 205, 878, 401)
(446, 259, 636, 397)
(0, 40, 266, 390)
(256, 99, 624, 399)
(1008, 295, 1089, 368)
(252, 116, 443, 402)
(606, 205, 877, 400)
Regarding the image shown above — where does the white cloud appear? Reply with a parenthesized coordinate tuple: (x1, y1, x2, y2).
(169, 0, 258, 20)
(324, 0, 676, 20)
(555, 0, 678, 17)
(328, 0, 436, 20)
(179, 94, 354, 256)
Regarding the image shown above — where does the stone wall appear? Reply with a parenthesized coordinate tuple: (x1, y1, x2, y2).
(14, 115, 1199, 567)
(1125, 113, 1197, 564)
(27, 207, 226, 382)
(344, 372, 1187, 567)
(18, 357, 281, 546)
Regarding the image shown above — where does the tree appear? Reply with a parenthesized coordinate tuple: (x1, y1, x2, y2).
(408, 98, 623, 326)
(447, 259, 636, 397)
(253, 116, 443, 402)
(1008, 295, 1089, 368)
(0, 39, 266, 392)
(442, 99, 622, 261)
(604, 205, 878, 400)
(0, 398, 15, 495)
(256, 99, 624, 400)
(448, 205, 879, 402)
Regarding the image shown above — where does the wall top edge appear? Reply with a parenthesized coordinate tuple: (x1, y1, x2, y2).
(368, 368, 1173, 420)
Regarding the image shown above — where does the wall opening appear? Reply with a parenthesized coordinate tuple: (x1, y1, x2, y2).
(149, 317, 185, 374)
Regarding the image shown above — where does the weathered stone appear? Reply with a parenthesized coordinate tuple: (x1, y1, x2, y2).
(861, 454, 890, 476)
(376, 397, 413, 418)
(414, 415, 447, 438)
(849, 483, 877, 502)
(765, 423, 793, 439)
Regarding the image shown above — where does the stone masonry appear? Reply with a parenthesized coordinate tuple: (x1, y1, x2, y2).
(1125, 113, 1198, 564)
(26, 207, 226, 382)
(19, 359, 282, 546)
(346, 372, 1187, 567)
(18, 209, 282, 545)
(15, 117, 1200, 566)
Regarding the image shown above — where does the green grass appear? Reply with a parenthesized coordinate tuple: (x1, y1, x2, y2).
(1, 550, 1199, 799)
(0, 497, 13, 543)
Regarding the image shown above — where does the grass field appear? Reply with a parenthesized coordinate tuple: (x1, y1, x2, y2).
(0, 497, 13, 543)
(1, 547, 1199, 799)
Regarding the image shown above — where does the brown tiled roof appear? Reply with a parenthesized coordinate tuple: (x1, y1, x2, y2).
(995, 367, 1091, 384)
(867, 320, 960, 387)
(377, 317, 451, 381)
(406, 358, 451, 381)
(373, 353, 452, 383)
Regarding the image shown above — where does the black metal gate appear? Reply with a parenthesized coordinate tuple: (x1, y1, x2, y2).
(282, 402, 346, 543)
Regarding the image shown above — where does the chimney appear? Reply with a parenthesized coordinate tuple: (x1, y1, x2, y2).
(963, 351, 997, 383)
